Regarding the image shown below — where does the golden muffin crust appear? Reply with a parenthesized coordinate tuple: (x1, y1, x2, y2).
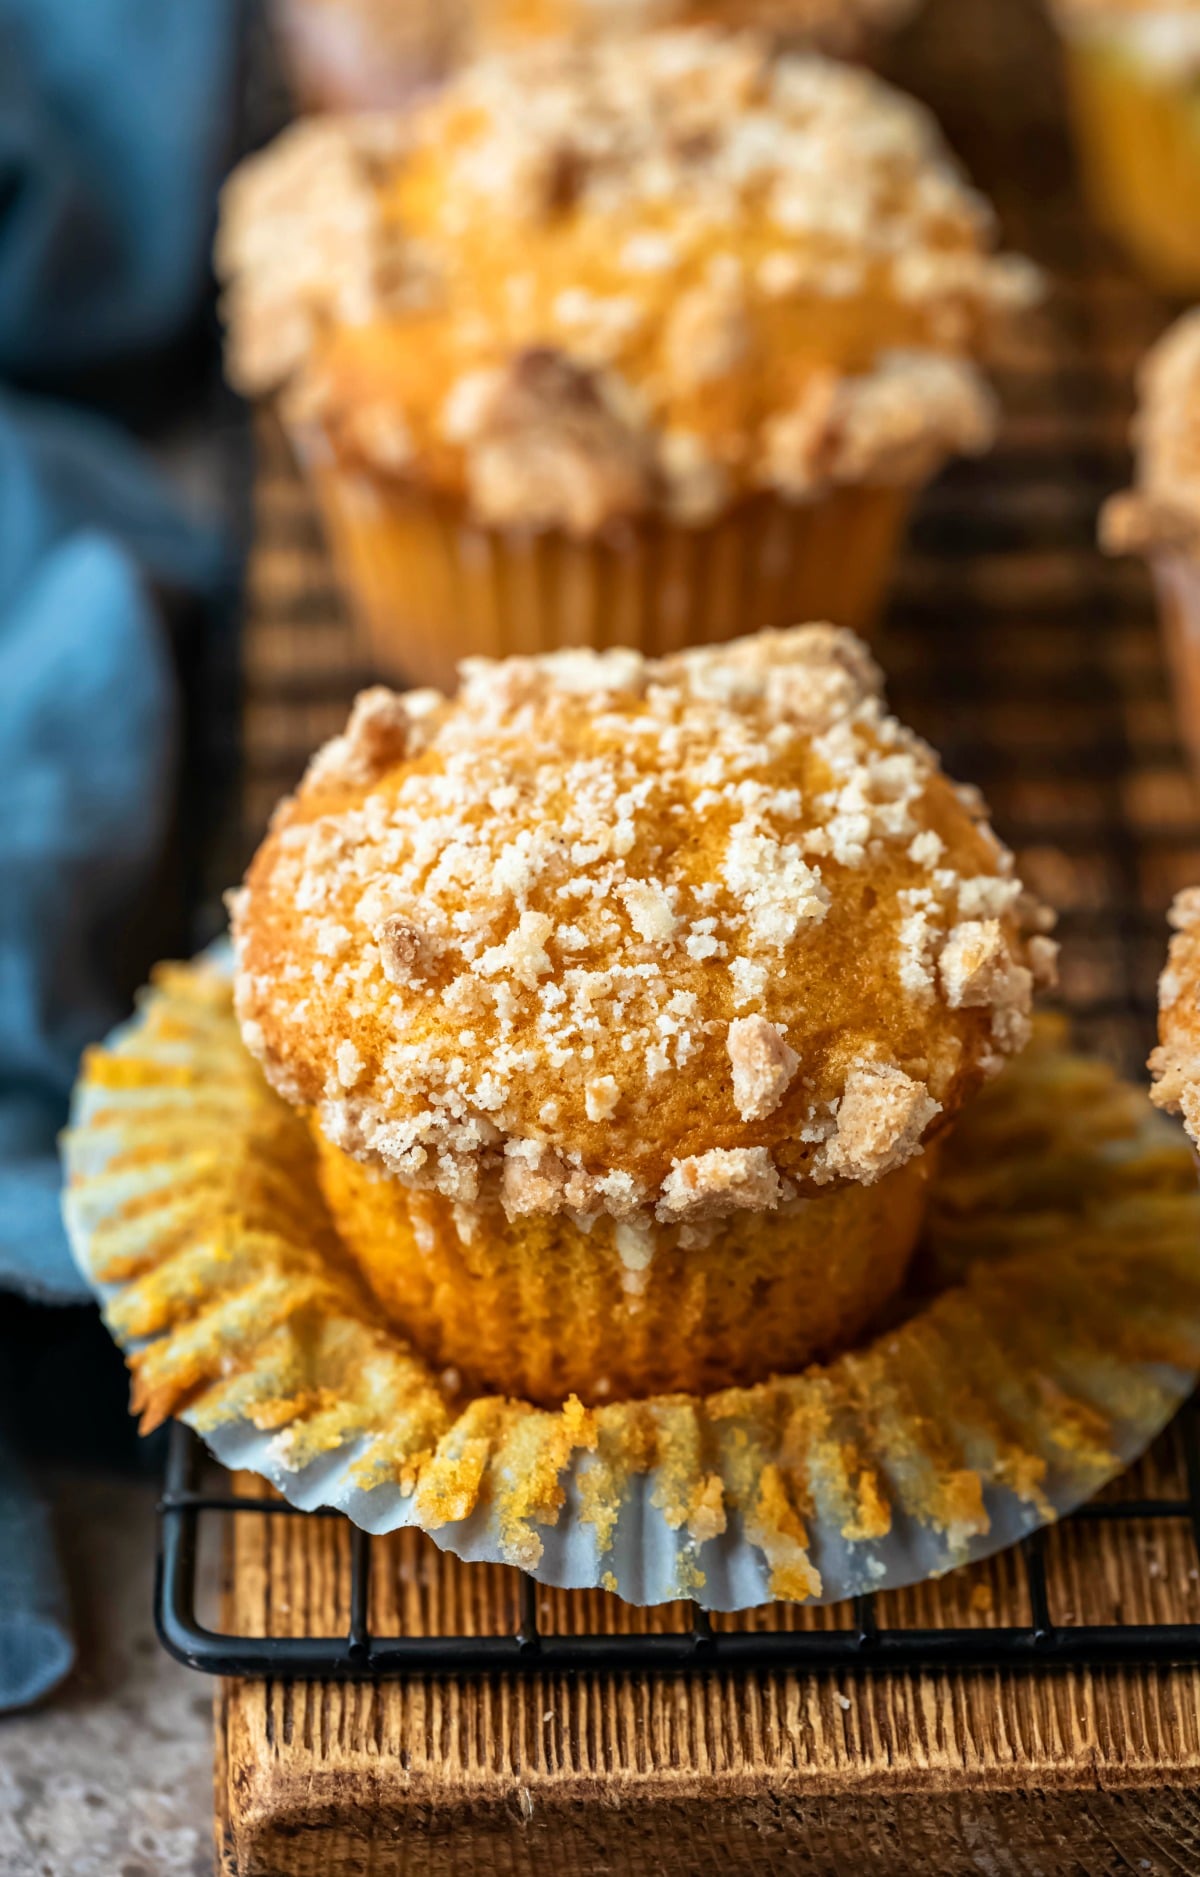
(1150, 887, 1200, 1145)
(216, 30, 1037, 533)
(1056, 0, 1200, 13)
(1102, 310, 1200, 561)
(290, 0, 921, 61)
(232, 626, 1057, 1227)
(1052, 1, 1200, 80)
(469, 0, 921, 56)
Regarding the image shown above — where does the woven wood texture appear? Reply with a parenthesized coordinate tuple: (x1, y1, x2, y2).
(219, 0, 1200, 1867)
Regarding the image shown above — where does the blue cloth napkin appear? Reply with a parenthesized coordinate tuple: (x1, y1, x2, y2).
(0, 0, 240, 375)
(0, 0, 240, 1711)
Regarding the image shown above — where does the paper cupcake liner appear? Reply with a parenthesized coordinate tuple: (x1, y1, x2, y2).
(1059, 31, 1200, 295)
(311, 1119, 936, 1404)
(293, 429, 911, 693)
(1154, 554, 1200, 781)
(63, 951, 1200, 1610)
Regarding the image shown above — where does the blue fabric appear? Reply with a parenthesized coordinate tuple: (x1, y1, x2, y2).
(0, 0, 241, 1711)
(0, 0, 239, 373)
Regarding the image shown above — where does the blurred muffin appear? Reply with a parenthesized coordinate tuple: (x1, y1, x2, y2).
(1150, 887, 1200, 1145)
(1101, 310, 1200, 772)
(270, 0, 458, 110)
(468, 0, 923, 58)
(218, 32, 1038, 690)
(231, 625, 1056, 1405)
(270, 0, 923, 114)
(1049, 0, 1200, 293)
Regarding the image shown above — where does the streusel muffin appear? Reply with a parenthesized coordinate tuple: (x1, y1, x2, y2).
(231, 625, 1056, 1404)
(1049, 0, 1200, 293)
(269, 0, 923, 114)
(269, 0, 456, 110)
(1150, 887, 1200, 1145)
(1101, 310, 1200, 772)
(217, 32, 1038, 689)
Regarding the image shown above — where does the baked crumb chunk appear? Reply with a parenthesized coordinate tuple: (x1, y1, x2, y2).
(818, 1063, 941, 1184)
(376, 916, 439, 987)
(727, 1015, 799, 1121)
(304, 686, 431, 792)
(657, 1146, 784, 1222)
(501, 1139, 568, 1216)
(461, 348, 652, 535)
(939, 920, 1010, 1008)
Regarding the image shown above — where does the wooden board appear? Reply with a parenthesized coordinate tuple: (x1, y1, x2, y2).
(215, 1429, 1200, 1875)
(216, 0, 1200, 1867)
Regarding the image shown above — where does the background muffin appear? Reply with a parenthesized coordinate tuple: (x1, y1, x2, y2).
(1150, 887, 1200, 1145)
(232, 625, 1056, 1403)
(1102, 309, 1200, 773)
(1049, 0, 1200, 293)
(269, 0, 924, 114)
(218, 31, 1038, 689)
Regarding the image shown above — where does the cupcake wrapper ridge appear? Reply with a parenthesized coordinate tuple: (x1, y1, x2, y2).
(294, 427, 912, 694)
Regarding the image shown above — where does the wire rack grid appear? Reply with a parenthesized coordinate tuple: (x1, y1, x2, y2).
(160, 0, 1200, 1683)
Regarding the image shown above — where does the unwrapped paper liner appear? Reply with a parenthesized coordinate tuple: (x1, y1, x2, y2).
(62, 952, 1200, 1610)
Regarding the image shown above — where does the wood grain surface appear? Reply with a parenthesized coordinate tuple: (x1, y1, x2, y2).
(216, 0, 1200, 1866)
(217, 1435, 1200, 1874)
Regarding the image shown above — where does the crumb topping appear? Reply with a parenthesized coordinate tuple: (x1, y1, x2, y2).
(217, 30, 1037, 533)
(234, 625, 1056, 1224)
(1102, 311, 1200, 562)
(1149, 886, 1200, 1147)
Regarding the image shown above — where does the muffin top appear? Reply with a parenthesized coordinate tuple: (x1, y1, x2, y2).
(468, 0, 922, 58)
(217, 31, 1037, 534)
(1055, 0, 1200, 13)
(1102, 310, 1200, 560)
(300, 0, 922, 61)
(1051, 0, 1200, 71)
(1150, 888, 1200, 1147)
(232, 626, 1057, 1230)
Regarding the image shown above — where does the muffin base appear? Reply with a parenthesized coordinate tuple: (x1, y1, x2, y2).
(1062, 35, 1200, 296)
(298, 443, 912, 692)
(312, 1127, 935, 1404)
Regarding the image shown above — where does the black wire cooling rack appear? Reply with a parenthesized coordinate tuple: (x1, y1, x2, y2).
(155, 1411, 1200, 1681)
(158, 0, 1200, 1692)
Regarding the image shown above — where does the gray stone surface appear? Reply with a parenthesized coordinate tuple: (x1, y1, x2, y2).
(0, 1477, 213, 1877)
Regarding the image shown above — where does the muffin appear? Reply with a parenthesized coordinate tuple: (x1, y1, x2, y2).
(230, 625, 1057, 1406)
(466, 0, 923, 59)
(269, 0, 458, 110)
(269, 0, 923, 114)
(1101, 310, 1200, 772)
(1150, 887, 1200, 1144)
(1049, 0, 1200, 294)
(217, 31, 1039, 691)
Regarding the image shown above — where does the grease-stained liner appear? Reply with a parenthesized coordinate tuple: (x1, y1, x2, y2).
(62, 952, 1200, 1610)
(293, 427, 912, 693)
